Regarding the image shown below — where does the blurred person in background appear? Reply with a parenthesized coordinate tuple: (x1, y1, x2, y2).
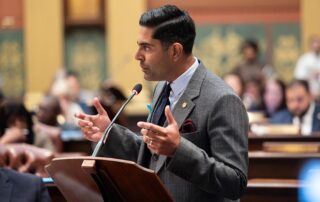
(0, 99, 54, 151)
(262, 78, 287, 118)
(65, 70, 94, 114)
(242, 78, 264, 111)
(232, 39, 267, 111)
(97, 80, 128, 126)
(33, 95, 63, 152)
(294, 35, 320, 100)
(270, 79, 320, 135)
(223, 72, 245, 99)
(50, 77, 83, 130)
(0, 167, 51, 202)
(232, 39, 266, 87)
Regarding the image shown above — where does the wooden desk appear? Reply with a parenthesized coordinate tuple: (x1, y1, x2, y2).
(46, 183, 66, 202)
(248, 133, 320, 151)
(47, 178, 300, 202)
(249, 151, 320, 179)
(242, 179, 299, 202)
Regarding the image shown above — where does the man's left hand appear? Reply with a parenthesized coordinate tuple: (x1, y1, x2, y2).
(137, 106, 180, 156)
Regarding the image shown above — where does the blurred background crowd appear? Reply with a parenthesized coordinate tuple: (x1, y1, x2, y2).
(0, 1, 320, 201)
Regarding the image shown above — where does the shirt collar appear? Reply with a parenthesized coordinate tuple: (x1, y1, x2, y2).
(302, 102, 315, 120)
(169, 57, 199, 100)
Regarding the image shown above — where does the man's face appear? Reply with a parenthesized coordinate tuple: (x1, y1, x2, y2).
(286, 85, 311, 117)
(135, 26, 172, 81)
(243, 47, 257, 62)
(311, 39, 320, 54)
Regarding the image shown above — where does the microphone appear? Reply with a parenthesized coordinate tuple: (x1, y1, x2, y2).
(92, 84, 142, 157)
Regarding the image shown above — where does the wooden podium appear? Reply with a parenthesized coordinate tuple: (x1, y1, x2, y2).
(46, 157, 173, 202)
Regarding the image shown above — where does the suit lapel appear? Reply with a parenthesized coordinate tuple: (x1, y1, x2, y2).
(0, 169, 13, 202)
(154, 64, 207, 173)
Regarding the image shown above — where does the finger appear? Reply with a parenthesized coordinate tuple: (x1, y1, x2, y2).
(165, 105, 176, 125)
(93, 97, 107, 116)
(137, 122, 166, 137)
(146, 141, 158, 153)
(140, 128, 149, 136)
(142, 134, 149, 143)
(74, 112, 88, 120)
(84, 127, 100, 135)
(77, 119, 93, 127)
(19, 151, 35, 173)
(143, 135, 156, 147)
(7, 148, 19, 169)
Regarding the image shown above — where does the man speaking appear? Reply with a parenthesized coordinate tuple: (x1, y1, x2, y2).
(76, 5, 248, 202)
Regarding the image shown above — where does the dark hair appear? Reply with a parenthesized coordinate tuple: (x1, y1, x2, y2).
(65, 69, 79, 78)
(241, 39, 259, 54)
(287, 79, 310, 93)
(0, 99, 34, 144)
(262, 78, 287, 117)
(0, 89, 4, 104)
(139, 5, 196, 54)
(223, 72, 245, 98)
(274, 79, 287, 110)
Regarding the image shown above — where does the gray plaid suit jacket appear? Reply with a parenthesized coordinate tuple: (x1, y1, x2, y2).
(99, 63, 249, 202)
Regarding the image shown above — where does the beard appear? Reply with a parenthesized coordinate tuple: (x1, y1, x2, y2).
(293, 104, 310, 119)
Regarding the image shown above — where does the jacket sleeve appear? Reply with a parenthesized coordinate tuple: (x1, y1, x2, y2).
(98, 124, 142, 162)
(167, 94, 249, 200)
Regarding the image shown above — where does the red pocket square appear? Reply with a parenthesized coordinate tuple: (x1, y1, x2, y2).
(180, 119, 197, 133)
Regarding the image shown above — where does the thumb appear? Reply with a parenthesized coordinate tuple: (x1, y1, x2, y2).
(165, 105, 176, 125)
(93, 97, 107, 116)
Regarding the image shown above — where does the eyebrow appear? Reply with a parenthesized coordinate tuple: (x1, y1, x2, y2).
(137, 41, 153, 47)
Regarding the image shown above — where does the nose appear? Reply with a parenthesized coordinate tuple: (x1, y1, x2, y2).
(135, 49, 143, 61)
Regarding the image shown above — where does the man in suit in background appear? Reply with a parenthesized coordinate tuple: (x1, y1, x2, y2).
(270, 79, 320, 135)
(76, 5, 248, 202)
(0, 168, 51, 202)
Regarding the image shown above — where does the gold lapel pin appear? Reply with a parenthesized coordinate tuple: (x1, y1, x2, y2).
(182, 102, 187, 108)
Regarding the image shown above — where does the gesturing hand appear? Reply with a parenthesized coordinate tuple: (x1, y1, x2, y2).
(137, 106, 180, 156)
(75, 97, 111, 142)
(0, 127, 27, 144)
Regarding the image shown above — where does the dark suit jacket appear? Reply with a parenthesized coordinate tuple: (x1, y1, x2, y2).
(0, 168, 51, 202)
(270, 104, 320, 132)
(99, 63, 249, 202)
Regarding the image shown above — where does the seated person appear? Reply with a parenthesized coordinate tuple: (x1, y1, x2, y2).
(0, 99, 55, 151)
(33, 95, 63, 152)
(270, 79, 320, 135)
(242, 78, 264, 111)
(223, 72, 244, 99)
(98, 80, 128, 126)
(50, 78, 83, 130)
(0, 167, 51, 202)
(262, 78, 287, 118)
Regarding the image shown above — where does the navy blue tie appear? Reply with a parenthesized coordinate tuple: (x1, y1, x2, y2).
(151, 83, 171, 126)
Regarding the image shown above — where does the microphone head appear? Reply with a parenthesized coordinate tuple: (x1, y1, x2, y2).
(132, 83, 143, 95)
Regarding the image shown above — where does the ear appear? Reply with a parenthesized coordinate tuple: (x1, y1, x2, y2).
(171, 43, 183, 62)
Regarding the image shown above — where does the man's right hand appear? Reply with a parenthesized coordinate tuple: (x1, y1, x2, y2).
(75, 97, 111, 142)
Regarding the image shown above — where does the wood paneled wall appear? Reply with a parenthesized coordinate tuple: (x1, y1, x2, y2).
(148, 0, 299, 24)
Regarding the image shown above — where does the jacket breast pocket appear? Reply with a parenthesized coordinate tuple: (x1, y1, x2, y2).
(181, 131, 200, 141)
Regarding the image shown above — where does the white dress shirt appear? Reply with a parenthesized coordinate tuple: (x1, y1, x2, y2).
(295, 52, 320, 97)
(292, 102, 315, 136)
(168, 58, 199, 109)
